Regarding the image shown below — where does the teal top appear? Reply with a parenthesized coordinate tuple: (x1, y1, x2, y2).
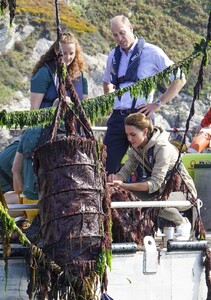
(17, 126, 42, 200)
(0, 140, 20, 193)
(30, 67, 52, 94)
(31, 66, 88, 98)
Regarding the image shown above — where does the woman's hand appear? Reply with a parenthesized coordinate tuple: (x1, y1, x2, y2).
(107, 180, 123, 187)
(53, 96, 71, 106)
(107, 174, 116, 182)
(65, 96, 71, 104)
(107, 174, 124, 187)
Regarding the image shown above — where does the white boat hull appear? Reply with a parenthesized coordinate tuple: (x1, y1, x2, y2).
(107, 249, 207, 300)
(0, 247, 208, 300)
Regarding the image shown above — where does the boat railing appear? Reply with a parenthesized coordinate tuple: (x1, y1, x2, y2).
(7, 198, 202, 211)
(92, 126, 191, 133)
(6, 198, 204, 256)
(8, 126, 211, 136)
(92, 126, 211, 135)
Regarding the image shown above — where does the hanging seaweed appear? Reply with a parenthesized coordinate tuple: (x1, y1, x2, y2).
(0, 201, 29, 246)
(0, 36, 210, 130)
(0, 198, 30, 291)
(160, 8, 211, 242)
(0, 0, 16, 25)
(108, 185, 155, 244)
(0, 107, 57, 129)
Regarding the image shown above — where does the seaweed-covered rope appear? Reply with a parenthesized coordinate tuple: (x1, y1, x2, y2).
(160, 9, 211, 236)
(160, 10, 211, 299)
(0, 0, 16, 25)
(48, 0, 94, 141)
(65, 73, 94, 139)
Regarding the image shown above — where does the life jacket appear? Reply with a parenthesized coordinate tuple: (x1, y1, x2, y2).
(40, 61, 84, 108)
(131, 146, 155, 182)
(142, 146, 155, 178)
(110, 38, 145, 89)
(187, 131, 211, 153)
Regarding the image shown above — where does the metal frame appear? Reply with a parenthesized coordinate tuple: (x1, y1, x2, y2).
(8, 199, 202, 211)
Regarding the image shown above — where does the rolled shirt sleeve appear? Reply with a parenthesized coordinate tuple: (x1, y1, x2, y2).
(30, 66, 52, 93)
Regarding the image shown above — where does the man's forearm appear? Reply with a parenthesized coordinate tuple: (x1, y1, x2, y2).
(159, 77, 186, 106)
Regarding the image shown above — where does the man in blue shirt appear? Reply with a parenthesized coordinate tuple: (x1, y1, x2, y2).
(102, 15, 186, 175)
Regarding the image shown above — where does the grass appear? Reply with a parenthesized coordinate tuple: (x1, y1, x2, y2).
(16, 0, 96, 33)
(0, 86, 14, 105)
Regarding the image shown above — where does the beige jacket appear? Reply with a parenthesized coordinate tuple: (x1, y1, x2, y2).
(117, 127, 197, 198)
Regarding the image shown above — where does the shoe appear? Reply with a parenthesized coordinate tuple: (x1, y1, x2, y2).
(156, 228, 165, 237)
(15, 217, 31, 230)
(175, 217, 191, 241)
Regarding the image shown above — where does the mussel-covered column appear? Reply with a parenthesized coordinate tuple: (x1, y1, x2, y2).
(33, 136, 111, 299)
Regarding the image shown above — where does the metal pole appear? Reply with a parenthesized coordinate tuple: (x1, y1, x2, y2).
(8, 200, 196, 211)
(111, 200, 192, 209)
(92, 126, 211, 133)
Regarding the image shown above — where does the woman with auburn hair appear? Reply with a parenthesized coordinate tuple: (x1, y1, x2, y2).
(107, 112, 197, 241)
(30, 32, 88, 110)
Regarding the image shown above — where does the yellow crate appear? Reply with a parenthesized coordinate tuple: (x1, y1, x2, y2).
(182, 153, 211, 179)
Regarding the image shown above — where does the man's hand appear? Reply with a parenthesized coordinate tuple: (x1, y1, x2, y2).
(137, 103, 160, 117)
(192, 124, 203, 135)
(103, 82, 115, 94)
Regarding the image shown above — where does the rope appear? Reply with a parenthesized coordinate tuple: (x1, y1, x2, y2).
(48, 0, 94, 141)
(161, 10, 211, 201)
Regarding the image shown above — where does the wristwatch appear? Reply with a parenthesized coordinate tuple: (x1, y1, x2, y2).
(155, 99, 162, 106)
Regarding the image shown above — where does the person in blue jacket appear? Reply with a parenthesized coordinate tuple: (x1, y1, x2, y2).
(12, 125, 66, 224)
(12, 126, 49, 223)
(0, 139, 20, 193)
(0, 137, 27, 219)
(30, 32, 88, 110)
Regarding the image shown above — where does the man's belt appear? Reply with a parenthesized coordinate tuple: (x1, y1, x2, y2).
(113, 109, 139, 115)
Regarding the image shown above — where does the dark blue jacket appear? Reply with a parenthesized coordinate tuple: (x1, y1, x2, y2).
(110, 38, 145, 89)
